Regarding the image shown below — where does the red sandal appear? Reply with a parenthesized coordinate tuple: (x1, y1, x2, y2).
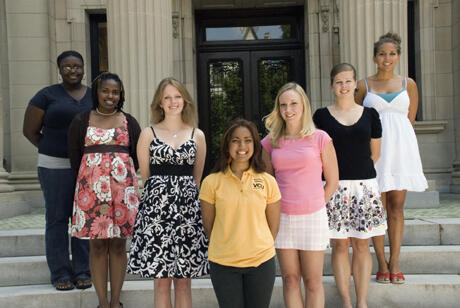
(390, 272, 405, 284)
(376, 271, 390, 284)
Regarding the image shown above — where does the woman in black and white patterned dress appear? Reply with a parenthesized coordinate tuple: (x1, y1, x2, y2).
(128, 77, 209, 307)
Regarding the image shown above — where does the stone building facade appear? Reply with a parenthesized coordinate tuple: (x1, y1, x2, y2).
(0, 0, 459, 196)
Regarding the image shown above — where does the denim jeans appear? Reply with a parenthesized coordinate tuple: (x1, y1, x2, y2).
(210, 257, 276, 308)
(37, 167, 90, 284)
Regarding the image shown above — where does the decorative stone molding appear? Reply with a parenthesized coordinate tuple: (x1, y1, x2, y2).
(172, 11, 180, 38)
(7, 172, 40, 191)
(320, 4, 330, 32)
(0, 169, 14, 193)
(414, 120, 448, 134)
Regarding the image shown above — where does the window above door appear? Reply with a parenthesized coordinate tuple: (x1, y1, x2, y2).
(196, 7, 304, 50)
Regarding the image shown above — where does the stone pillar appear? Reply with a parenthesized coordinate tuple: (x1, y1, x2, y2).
(172, 0, 196, 100)
(451, 0, 460, 192)
(1, 0, 51, 191)
(338, 0, 408, 79)
(0, 0, 14, 192)
(107, 0, 174, 128)
(307, 0, 337, 110)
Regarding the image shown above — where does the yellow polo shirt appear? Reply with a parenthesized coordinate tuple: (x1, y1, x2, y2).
(199, 167, 281, 268)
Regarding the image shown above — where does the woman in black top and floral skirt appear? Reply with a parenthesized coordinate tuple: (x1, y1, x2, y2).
(313, 63, 387, 308)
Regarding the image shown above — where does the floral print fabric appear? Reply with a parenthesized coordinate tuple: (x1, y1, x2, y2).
(127, 136, 209, 278)
(71, 118, 139, 239)
(327, 178, 387, 239)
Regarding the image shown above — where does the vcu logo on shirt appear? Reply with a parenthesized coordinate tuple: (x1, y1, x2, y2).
(253, 178, 265, 190)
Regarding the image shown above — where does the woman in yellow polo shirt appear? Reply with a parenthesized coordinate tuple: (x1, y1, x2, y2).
(200, 118, 281, 308)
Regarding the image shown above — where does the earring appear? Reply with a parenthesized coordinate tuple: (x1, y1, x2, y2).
(227, 156, 232, 164)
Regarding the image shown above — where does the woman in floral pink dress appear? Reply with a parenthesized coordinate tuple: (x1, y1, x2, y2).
(68, 72, 141, 308)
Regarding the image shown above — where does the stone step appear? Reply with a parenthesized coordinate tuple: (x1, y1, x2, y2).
(0, 191, 44, 219)
(2, 218, 459, 258)
(405, 191, 440, 208)
(1, 276, 460, 308)
(405, 189, 440, 209)
(1, 245, 459, 287)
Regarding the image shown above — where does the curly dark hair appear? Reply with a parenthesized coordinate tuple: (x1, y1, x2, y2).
(212, 118, 266, 174)
(373, 32, 402, 56)
(91, 72, 125, 111)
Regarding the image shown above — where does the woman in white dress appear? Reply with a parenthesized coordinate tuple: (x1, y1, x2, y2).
(356, 32, 427, 284)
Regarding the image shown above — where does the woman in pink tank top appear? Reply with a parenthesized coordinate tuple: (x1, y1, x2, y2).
(262, 82, 338, 308)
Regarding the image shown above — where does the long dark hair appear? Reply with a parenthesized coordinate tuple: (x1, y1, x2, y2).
(91, 72, 125, 111)
(212, 118, 266, 174)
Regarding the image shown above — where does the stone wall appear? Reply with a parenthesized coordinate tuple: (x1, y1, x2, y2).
(0, 0, 459, 192)
(4, 0, 51, 175)
(415, 0, 455, 192)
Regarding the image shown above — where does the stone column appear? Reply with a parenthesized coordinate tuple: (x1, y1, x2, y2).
(451, 0, 460, 192)
(0, 82, 14, 193)
(0, 0, 14, 192)
(338, 0, 408, 79)
(107, 0, 174, 128)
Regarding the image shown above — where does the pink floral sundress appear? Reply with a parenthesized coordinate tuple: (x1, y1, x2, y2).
(71, 118, 139, 239)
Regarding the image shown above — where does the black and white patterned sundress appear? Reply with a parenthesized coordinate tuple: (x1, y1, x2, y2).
(127, 127, 209, 278)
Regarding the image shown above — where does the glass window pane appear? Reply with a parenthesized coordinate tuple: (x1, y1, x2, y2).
(98, 22, 108, 72)
(206, 25, 291, 41)
(258, 59, 291, 119)
(208, 60, 244, 165)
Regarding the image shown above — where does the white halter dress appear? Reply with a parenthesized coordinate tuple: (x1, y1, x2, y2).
(363, 78, 427, 193)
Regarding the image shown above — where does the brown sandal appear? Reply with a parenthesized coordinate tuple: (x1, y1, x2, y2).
(74, 277, 92, 289)
(54, 279, 74, 291)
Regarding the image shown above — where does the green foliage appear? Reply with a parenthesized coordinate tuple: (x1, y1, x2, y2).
(209, 61, 244, 165)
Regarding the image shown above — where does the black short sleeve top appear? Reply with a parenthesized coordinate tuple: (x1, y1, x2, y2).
(29, 84, 92, 158)
(313, 106, 382, 180)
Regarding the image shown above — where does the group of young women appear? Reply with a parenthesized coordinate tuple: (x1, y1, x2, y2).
(24, 31, 426, 308)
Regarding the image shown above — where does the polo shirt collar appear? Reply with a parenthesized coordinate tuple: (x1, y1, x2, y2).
(224, 166, 255, 178)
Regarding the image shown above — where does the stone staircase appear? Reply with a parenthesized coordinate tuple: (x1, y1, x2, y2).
(0, 195, 460, 307)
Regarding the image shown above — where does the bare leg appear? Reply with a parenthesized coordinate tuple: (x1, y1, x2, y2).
(351, 238, 371, 308)
(331, 239, 352, 308)
(386, 190, 407, 283)
(299, 250, 325, 308)
(173, 278, 192, 308)
(108, 238, 127, 308)
(372, 192, 388, 281)
(154, 278, 173, 308)
(277, 249, 303, 308)
(90, 239, 110, 308)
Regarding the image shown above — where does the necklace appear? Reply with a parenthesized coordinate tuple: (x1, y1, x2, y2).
(161, 126, 182, 138)
(96, 108, 118, 116)
(170, 129, 180, 138)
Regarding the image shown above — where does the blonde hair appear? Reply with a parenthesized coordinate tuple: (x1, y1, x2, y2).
(150, 77, 198, 127)
(264, 82, 316, 148)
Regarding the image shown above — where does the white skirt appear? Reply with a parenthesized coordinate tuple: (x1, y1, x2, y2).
(275, 207, 330, 251)
(327, 178, 387, 239)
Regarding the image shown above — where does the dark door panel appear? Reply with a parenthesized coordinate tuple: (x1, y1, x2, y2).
(198, 52, 251, 170)
(196, 7, 305, 174)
